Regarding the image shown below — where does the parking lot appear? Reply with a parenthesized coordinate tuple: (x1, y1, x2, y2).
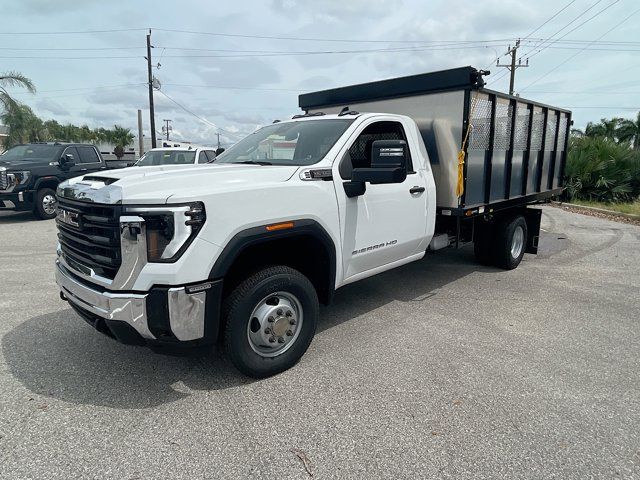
(0, 205, 638, 479)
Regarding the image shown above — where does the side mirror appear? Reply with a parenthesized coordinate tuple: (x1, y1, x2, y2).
(352, 140, 408, 184)
(59, 154, 76, 169)
(215, 147, 225, 156)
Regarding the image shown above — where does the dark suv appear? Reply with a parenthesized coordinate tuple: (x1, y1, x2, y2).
(0, 142, 111, 219)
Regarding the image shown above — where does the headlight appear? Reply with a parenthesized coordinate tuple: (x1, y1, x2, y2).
(6, 171, 31, 189)
(124, 202, 206, 262)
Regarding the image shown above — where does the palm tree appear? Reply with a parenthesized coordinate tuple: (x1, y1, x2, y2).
(0, 71, 36, 114)
(0, 104, 46, 147)
(584, 117, 622, 141)
(110, 125, 134, 148)
(617, 112, 640, 150)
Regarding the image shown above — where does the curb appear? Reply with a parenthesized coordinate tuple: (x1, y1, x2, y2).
(552, 201, 640, 221)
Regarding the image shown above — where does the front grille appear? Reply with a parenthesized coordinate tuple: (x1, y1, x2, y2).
(0, 170, 8, 190)
(56, 198, 122, 279)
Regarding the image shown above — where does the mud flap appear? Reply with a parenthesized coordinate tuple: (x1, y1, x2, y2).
(523, 208, 542, 254)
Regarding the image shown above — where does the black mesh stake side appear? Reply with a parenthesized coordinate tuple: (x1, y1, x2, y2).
(521, 104, 534, 196)
(484, 94, 497, 205)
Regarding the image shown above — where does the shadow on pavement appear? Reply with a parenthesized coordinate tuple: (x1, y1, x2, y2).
(0, 211, 39, 224)
(319, 246, 491, 333)
(3, 246, 492, 410)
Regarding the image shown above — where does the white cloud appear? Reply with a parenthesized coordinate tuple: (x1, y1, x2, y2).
(36, 98, 70, 116)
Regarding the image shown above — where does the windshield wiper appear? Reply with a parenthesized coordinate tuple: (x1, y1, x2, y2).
(233, 160, 273, 166)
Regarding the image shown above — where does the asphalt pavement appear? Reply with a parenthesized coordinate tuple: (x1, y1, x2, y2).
(0, 206, 638, 479)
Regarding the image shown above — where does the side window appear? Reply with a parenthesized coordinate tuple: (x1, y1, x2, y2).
(198, 151, 208, 164)
(339, 121, 413, 180)
(77, 146, 100, 164)
(205, 150, 216, 162)
(62, 146, 79, 162)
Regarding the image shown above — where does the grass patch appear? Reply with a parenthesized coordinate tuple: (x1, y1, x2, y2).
(570, 199, 640, 216)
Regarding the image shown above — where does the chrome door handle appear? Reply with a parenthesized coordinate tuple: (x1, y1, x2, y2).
(409, 186, 425, 194)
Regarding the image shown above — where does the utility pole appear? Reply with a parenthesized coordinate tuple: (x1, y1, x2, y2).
(216, 132, 220, 150)
(496, 39, 529, 96)
(137, 109, 144, 157)
(162, 119, 172, 141)
(146, 30, 157, 148)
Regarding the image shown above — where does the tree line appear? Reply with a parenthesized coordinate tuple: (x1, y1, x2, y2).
(566, 113, 640, 203)
(1, 71, 135, 154)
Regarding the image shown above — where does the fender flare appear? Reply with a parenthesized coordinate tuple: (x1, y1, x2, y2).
(34, 175, 62, 191)
(209, 219, 337, 303)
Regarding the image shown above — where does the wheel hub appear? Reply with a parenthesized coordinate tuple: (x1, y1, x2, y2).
(511, 225, 524, 259)
(272, 316, 290, 337)
(247, 292, 302, 358)
(42, 194, 57, 215)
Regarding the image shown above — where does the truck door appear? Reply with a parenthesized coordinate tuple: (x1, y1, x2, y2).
(333, 118, 429, 282)
(76, 146, 105, 173)
(61, 146, 84, 177)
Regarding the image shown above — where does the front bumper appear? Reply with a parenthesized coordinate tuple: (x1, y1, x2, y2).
(56, 261, 222, 348)
(0, 190, 33, 211)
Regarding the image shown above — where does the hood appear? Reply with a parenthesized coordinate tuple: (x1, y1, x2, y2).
(57, 163, 299, 205)
(0, 158, 53, 170)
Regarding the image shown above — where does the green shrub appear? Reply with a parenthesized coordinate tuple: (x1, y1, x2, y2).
(565, 137, 640, 202)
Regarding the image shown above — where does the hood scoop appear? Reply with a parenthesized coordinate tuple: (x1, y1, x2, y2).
(82, 175, 119, 185)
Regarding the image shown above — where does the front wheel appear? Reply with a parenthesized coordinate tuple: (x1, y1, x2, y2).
(34, 188, 58, 220)
(223, 266, 319, 378)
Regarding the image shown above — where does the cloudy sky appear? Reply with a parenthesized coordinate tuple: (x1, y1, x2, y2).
(2, 0, 639, 146)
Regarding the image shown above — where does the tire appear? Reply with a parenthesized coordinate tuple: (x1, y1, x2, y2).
(223, 266, 319, 378)
(34, 188, 58, 220)
(474, 222, 494, 266)
(493, 215, 528, 270)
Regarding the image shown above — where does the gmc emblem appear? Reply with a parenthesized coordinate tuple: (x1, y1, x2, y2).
(57, 208, 81, 228)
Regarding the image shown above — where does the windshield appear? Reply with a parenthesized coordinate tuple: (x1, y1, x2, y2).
(136, 150, 197, 166)
(215, 119, 353, 166)
(2, 144, 61, 160)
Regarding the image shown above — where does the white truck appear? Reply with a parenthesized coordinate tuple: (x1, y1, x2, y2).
(134, 145, 221, 166)
(54, 67, 571, 378)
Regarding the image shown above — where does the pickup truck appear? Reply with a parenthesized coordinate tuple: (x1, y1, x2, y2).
(54, 66, 571, 378)
(0, 142, 126, 219)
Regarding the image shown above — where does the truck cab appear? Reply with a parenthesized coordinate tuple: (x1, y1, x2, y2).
(134, 146, 219, 166)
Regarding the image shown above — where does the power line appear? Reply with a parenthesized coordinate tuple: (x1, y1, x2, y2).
(0, 28, 145, 35)
(11, 83, 145, 95)
(522, 0, 620, 60)
(519, 0, 604, 59)
(0, 44, 531, 60)
(0, 55, 141, 60)
(522, 0, 578, 39)
(156, 90, 243, 138)
(0, 46, 144, 51)
(519, 6, 640, 93)
(528, 91, 640, 94)
(164, 83, 305, 92)
(2, 38, 640, 53)
(482, 1, 578, 70)
(562, 106, 640, 109)
(152, 28, 517, 44)
(488, 0, 621, 89)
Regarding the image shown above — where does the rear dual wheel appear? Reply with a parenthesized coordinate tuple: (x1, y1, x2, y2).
(474, 215, 528, 270)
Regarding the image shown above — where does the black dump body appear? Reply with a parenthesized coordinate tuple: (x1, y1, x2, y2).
(299, 66, 571, 218)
